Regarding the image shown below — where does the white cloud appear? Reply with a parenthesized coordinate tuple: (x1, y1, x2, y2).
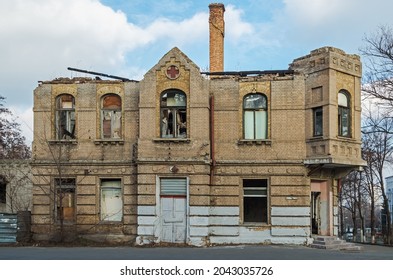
(225, 5, 254, 41)
(145, 12, 208, 48)
(276, 0, 393, 51)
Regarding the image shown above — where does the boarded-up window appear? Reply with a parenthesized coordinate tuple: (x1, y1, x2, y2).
(243, 94, 267, 140)
(101, 179, 122, 222)
(101, 94, 122, 139)
(161, 90, 187, 138)
(243, 179, 268, 223)
(55, 178, 76, 222)
(56, 94, 76, 140)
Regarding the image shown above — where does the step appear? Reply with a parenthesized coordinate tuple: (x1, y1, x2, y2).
(310, 236, 363, 251)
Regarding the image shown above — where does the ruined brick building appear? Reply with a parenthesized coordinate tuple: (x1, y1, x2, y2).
(31, 3, 364, 245)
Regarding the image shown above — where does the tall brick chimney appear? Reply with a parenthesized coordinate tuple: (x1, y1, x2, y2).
(209, 3, 225, 73)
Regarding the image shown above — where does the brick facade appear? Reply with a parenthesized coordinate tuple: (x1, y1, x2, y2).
(31, 4, 364, 245)
(31, 45, 364, 245)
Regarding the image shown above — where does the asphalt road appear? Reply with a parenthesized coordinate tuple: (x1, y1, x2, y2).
(0, 243, 392, 260)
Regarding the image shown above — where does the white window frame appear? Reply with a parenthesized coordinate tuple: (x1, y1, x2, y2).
(100, 179, 122, 222)
(243, 93, 268, 140)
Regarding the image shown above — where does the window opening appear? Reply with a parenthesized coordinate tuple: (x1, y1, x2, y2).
(338, 91, 350, 137)
(161, 90, 187, 138)
(100, 179, 122, 222)
(55, 178, 76, 222)
(313, 107, 323, 136)
(101, 94, 122, 139)
(56, 94, 76, 139)
(243, 179, 268, 223)
(243, 94, 267, 139)
(0, 176, 6, 204)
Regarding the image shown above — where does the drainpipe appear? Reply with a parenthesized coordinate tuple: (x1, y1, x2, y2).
(210, 95, 215, 186)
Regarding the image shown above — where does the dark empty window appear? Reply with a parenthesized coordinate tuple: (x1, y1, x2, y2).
(0, 177, 6, 204)
(56, 94, 75, 140)
(313, 107, 323, 136)
(243, 179, 268, 223)
(161, 90, 187, 138)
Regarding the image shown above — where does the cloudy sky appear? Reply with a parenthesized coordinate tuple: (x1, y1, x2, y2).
(1, 0, 393, 143)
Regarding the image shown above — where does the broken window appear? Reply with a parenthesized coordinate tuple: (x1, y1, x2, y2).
(243, 93, 267, 139)
(338, 91, 351, 137)
(55, 178, 76, 223)
(101, 94, 122, 139)
(56, 94, 76, 139)
(100, 179, 122, 222)
(243, 179, 268, 223)
(0, 176, 6, 204)
(161, 90, 187, 138)
(313, 107, 323, 136)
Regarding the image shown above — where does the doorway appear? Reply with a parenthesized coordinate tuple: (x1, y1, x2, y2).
(311, 180, 332, 236)
(159, 178, 187, 243)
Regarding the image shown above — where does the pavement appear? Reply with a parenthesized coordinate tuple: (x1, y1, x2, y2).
(0, 243, 392, 260)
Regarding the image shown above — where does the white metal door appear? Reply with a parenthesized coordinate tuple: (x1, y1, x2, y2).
(160, 178, 187, 243)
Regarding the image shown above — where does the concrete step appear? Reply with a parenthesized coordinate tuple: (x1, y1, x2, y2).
(310, 236, 363, 251)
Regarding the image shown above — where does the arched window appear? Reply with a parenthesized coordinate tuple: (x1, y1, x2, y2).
(101, 94, 122, 139)
(56, 94, 75, 139)
(338, 91, 351, 137)
(160, 90, 187, 138)
(243, 93, 267, 140)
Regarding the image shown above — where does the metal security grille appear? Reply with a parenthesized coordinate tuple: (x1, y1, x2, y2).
(160, 178, 187, 196)
(0, 213, 17, 243)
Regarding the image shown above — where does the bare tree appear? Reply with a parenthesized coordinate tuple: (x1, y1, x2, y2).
(362, 131, 383, 243)
(361, 25, 393, 107)
(340, 171, 369, 241)
(0, 95, 31, 159)
(361, 110, 393, 244)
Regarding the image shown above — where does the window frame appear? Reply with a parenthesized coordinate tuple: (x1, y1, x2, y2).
(243, 93, 268, 140)
(242, 179, 269, 224)
(338, 90, 351, 138)
(54, 178, 76, 223)
(313, 107, 323, 137)
(55, 94, 76, 140)
(100, 179, 123, 222)
(101, 94, 122, 139)
(160, 90, 187, 139)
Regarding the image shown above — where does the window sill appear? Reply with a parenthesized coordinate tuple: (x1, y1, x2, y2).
(241, 223, 270, 227)
(153, 138, 191, 143)
(238, 139, 272, 145)
(307, 136, 324, 142)
(94, 139, 124, 145)
(337, 135, 353, 140)
(48, 140, 77, 145)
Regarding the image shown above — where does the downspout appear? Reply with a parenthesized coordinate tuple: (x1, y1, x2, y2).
(210, 95, 215, 186)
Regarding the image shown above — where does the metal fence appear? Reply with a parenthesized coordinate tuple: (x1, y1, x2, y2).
(0, 213, 17, 243)
(0, 211, 31, 243)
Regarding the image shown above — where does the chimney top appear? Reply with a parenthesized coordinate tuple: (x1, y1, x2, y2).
(209, 3, 225, 10)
